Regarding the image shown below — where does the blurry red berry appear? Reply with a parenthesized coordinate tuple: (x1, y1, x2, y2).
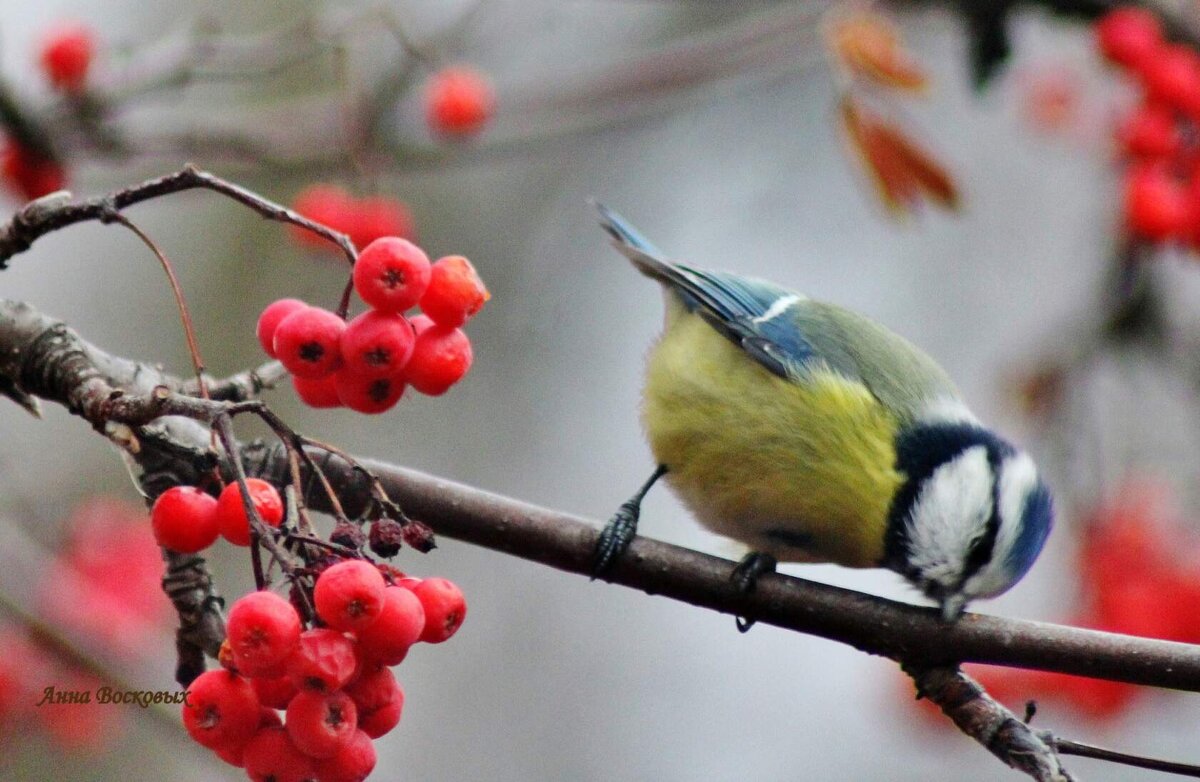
(274, 306, 345, 379)
(226, 591, 302, 678)
(1118, 103, 1180, 158)
(356, 586, 425, 666)
(333, 370, 406, 414)
(313, 728, 377, 782)
(291, 373, 343, 409)
(1, 140, 65, 202)
(349, 195, 415, 250)
(405, 324, 473, 396)
(420, 255, 490, 327)
(251, 674, 298, 711)
(256, 298, 307, 358)
(1140, 44, 1200, 114)
(314, 560, 387, 633)
(243, 725, 316, 782)
(426, 65, 495, 137)
(150, 486, 219, 553)
(285, 629, 358, 693)
(1124, 163, 1189, 241)
(216, 478, 284, 547)
(1094, 576, 1181, 639)
(353, 237, 431, 313)
(181, 669, 261, 750)
(291, 184, 353, 250)
(345, 666, 404, 739)
(1096, 7, 1162, 70)
(412, 577, 467, 643)
(286, 689, 358, 759)
(340, 311, 416, 379)
(39, 22, 95, 92)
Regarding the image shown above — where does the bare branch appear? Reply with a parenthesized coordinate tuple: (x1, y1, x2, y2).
(906, 666, 1075, 782)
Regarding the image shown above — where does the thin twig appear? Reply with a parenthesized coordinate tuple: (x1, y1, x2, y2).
(0, 164, 356, 270)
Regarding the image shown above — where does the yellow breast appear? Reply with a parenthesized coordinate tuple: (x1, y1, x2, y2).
(641, 310, 903, 567)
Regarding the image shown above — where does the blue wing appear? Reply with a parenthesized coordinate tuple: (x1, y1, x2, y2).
(597, 204, 814, 380)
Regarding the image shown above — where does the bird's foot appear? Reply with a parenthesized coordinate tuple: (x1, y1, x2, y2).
(732, 552, 776, 633)
(591, 499, 641, 577)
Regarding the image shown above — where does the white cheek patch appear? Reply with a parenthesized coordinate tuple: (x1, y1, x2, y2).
(964, 452, 1040, 598)
(906, 446, 994, 587)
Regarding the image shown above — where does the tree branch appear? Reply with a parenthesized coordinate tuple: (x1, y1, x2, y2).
(10, 298, 1200, 779)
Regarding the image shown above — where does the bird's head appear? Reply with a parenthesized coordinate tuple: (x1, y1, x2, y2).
(887, 419, 1054, 622)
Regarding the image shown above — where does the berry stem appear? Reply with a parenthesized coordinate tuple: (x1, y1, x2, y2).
(109, 212, 210, 400)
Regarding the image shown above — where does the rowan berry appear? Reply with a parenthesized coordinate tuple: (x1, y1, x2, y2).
(286, 689, 358, 759)
(149, 486, 219, 553)
(1140, 44, 1200, 114)
(356, 587, 425, 666)
(333, 370, 406, 415)
(312, 729, 377, 782)
(216, 478, 285, 547)
(1096, 7, 1162, 70)
(412, 577, 467, 644)
(420, 255, 490, 327)
(181, 669, 261, 750)
(404, 324, 473, 396)
(256, 298, 307, 358)
(292, 373, 343, 408)
(353, 237, 431, 313)
(243, 725, 316, 782)
(39, 22, 95, 92)
(251, 674, 298, 711)
(1, 140, 65, 201)
(349, 195, 415, 250)
(345, 665, 404, 739)
(285, 628, 358, 692)
(291, 184, 353, 249)
(314, 559, 387, 632)
(426, 66, 495, 137)
(1124, 163, 1188, 241)
(340, 311, 415, 379)
(226, 591, 302, 678)
(274, 306, 345, 379)
(1118, 103, 1180, 158)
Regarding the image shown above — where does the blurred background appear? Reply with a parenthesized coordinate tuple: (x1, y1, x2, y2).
(2, 0, 1199, 780)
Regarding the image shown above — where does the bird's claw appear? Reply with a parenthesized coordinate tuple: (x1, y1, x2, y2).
(732, 552, 776, 632)
(591, 500, 640, 577)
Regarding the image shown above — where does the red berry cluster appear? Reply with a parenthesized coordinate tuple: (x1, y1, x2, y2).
(1095, 7, 1200, 243)
(424, 65, 495, 138)
(291, 185, 415, 254)
(151, 479, 284, 553)
(256, 237, 488, 414)
(39, 21, 95, 93)
(183, 562, 466, 780)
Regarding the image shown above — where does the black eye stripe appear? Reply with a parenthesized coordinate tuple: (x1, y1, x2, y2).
(958, 448, 1006, 586)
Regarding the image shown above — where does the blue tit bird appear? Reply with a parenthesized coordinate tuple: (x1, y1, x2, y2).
(591, 204, 1053, 622)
